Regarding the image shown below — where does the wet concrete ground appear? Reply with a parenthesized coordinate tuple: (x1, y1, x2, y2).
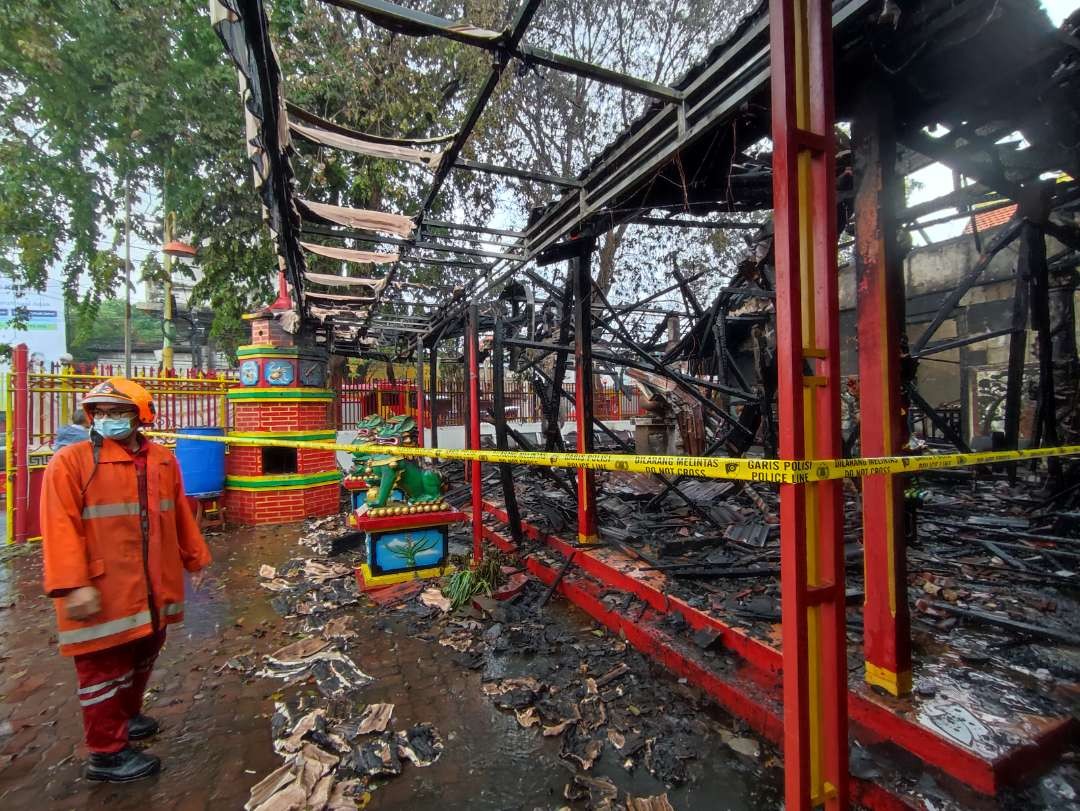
(0, 524, 782, 810)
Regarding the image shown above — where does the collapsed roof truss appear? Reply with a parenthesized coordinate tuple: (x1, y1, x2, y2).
(213, 0, 1080, 352)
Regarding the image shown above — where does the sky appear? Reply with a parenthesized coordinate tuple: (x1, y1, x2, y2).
(1044, 0, 1078, 22)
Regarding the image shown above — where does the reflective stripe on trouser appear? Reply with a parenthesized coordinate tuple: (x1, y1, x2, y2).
(73, 631, 166, 753)
(58, 603, 183, 647)
(78, 669, 134, 699)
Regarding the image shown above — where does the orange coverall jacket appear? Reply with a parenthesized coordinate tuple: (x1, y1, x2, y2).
(41, 437, 212, 656)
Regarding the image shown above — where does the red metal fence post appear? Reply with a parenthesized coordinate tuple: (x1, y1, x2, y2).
(467, 305, 483, 562)
(12, 344, 29, 544)
(853, 79, 913, 697)
(770, 0, 848, 808)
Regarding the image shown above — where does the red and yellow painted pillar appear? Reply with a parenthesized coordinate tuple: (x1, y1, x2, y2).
(769, 0, 848, 808)
(853, 82, 913, 697)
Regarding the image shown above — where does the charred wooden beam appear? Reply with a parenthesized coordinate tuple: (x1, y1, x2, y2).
(899, 128, 1021, 201)
(631, 216, 762, 229)
(455, 157, 582, 188)
(492, 318, 523, 541)
(911, 327, 1017, 358)
(317, 0, 680, 101)
(1026, 217, 1063, 488)
(898, 181, 997, 222)
(423, 219, 525, 239)
(672, 266, 705, 319)
(923, 600, 1080, 647)
(1003, 233, 1032, 481)
(911, 216, 1023, 352)
(546, 271, 575, 452)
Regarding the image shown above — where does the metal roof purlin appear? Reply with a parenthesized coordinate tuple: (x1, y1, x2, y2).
(316, 0, 682, 102)
(422, 0, 880, 339)
(347, 0, 544, 336)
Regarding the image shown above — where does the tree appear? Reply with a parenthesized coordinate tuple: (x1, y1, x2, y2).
(0, 0, 508, 355)
(267, 0, 501, 326)
(474, 0, 758, 301)
(1, 0, 758, 361)
(0, 0, 279, 352)
(65, 300, 158, 362)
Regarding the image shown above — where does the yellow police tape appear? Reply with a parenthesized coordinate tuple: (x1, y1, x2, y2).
(145, 431, 1080, 485)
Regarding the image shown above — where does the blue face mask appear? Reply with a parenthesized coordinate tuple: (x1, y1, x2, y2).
(94, 416, 135, 440)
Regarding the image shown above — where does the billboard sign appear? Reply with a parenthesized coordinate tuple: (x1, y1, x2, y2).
(0, 276, 68, 366)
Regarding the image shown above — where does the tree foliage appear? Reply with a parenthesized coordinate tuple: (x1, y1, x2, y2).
(0, 0, 276, 347)
(474, 0, 759, 301)
(268, 0, 501, 338)
(1, 0, 762, 357)
(0, 0, 507, 355)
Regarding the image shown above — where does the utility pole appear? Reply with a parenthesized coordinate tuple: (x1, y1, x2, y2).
(124, 175, 133, 377)
(162, 211, 175, 372)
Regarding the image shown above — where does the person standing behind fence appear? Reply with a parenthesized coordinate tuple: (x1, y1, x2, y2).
(52, 409, 90, 452)
(40, 377, 212, 782)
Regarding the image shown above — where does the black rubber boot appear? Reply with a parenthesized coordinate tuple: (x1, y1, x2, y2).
(86, 747, 161, 783)
(128, 713, 160, 740)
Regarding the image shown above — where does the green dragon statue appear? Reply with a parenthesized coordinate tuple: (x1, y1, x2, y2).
(362, 415, 446, 509)
(347, 414, 385, 479)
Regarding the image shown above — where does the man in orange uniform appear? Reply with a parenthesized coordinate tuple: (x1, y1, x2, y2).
(41, 378, 212, 782)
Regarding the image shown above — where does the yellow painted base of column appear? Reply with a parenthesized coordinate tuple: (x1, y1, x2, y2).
(865, 662, 913, 696)
(356, 562, 453, 590)
(810, 781, 838, 806)
(577, 532, 599, 545)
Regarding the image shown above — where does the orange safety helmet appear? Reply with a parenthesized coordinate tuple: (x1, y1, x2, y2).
(82, 377, 157, 426)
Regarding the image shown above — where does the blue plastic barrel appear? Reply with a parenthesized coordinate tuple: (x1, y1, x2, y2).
(175, 427, 226, 497)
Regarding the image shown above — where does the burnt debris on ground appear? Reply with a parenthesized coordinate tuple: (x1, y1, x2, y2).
(235, 516, 455, 810)
(231, 513, 784, 811)
(444, 454, 1080, 808)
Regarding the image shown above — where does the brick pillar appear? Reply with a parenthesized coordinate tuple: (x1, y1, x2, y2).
(225, 314, 339, 524)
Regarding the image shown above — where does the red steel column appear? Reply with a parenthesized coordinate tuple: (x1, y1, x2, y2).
(428, 340, 440, 449)
(770, 1, 848, 808)
(466, 305, 483, 561)
(571, 243, 599, 545)
(415, 336, 426, 448)
(12, 344, 29, 544)
(853, 81, 913, 696)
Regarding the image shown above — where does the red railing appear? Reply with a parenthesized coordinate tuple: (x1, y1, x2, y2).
(337, 381, 417, 429)
(25, 363, 235, 453)
(336, 377, 644, 429)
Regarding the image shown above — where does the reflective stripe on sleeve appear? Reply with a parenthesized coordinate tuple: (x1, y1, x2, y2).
(81, 502, 140, 520)
(58, 610, 152, 646)
(159, 499, 174, 511)
(163, 602, 184, 617)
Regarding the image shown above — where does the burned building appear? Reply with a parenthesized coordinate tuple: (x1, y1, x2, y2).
(210, 0, 1080, 808)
